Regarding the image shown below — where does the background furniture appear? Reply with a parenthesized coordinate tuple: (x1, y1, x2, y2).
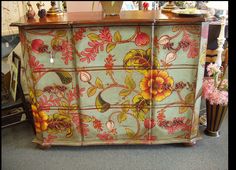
(1, 52, 35, 131)
(11, 11, 208, 148)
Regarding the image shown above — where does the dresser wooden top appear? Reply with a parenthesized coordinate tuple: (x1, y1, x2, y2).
(10, 10, 206, 27)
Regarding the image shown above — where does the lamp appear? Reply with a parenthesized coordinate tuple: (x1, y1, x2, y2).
(206, 1, 228, 67)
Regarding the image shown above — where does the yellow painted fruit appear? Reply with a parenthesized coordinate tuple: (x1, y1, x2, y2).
(34, 114, 40, 120)
(41, 122, 48, 131)
(31, 105, 37, 112)
(39, 111, 48, 120)
(32, 111, 36, 117)
(29, 90, 34, 98)
(35, 122, 40, 128)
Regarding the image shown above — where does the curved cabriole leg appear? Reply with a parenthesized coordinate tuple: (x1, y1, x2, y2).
(37, 144, 51, 150)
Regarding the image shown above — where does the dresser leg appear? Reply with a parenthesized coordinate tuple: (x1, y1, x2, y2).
(183, 141, 196, 147)
(37, 144, 51, 150)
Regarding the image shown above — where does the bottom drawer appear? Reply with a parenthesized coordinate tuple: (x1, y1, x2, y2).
(32, 109, 83, 145)
(152, 106, 194, 141)
(79, 107, 152, 145)
(32, 106, 197, 146)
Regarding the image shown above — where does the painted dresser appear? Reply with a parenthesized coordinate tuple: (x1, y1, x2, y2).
(11, 11, 208, 147)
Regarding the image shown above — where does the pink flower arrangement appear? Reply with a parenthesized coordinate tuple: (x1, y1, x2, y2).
(202, 63, 228, 106)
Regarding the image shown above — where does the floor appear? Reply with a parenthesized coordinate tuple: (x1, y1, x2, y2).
(2, 114, 228, 170)
(1, 43, 228, 170)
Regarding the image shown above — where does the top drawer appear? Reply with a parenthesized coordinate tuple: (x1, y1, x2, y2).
(154, 25, 201, 66)
(72, 26, 153, 69)
(25, 29, 75, 69)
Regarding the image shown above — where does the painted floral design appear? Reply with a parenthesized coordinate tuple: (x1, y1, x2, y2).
(31, 39, 49, 53)
(20, 24, 207, 145)
(31, 104, 48, 133)
(140, 70, 174, 102)
(123, 49, 152, 69)
(135, 32, 150, 46)
(73, 28, 86, 41)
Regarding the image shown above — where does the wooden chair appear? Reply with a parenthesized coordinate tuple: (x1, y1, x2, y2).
(205, 47, 228, 76)
(1, 52, 35, 132)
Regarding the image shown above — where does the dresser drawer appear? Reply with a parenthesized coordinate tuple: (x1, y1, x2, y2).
(151, 67, 197, 106)
(34, 109, 82, 145)
(73, 26, 153, 69)
(31, 70, 79, 109)
(79, 107, 152, 144)
(152, 106, 193, 140)
(25, 29, 75, 69)
(77, 68, 152, 110)
(154, 25, 201, 67)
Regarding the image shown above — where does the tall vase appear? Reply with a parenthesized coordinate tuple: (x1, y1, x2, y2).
(101, 1, 123, 16)
(204, 99, 228, 137)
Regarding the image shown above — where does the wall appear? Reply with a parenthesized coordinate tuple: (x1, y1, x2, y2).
(2, 1, 24, 36)
(1, 1, 52, 36)
(66, 1, 102, 12)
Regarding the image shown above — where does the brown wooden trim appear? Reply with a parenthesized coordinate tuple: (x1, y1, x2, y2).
(39, 104, 194, 111)
(32, 65, 198, 73)
(10, 11, 205, 28)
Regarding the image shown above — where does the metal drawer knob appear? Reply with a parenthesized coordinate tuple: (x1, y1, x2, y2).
(49, 51, 54, 64)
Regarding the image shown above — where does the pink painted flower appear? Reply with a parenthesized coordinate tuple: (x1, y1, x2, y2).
(74, 28, 86, 41)
(144, 118, 156, 129)
(28, 55, 44, 71)
(80, 40, 104, 63)
(73, 85, 85, 98)
(159, 35, 170, 45)
(67, 90, 75, 104)
(99, 27, 112, 42)
(106, 120, 115, 131)
(104, 54, 115, 70)
(181, 32, 199, 58)
(97, 132, 114, 142)
(38, 94, 61, 111)
(72, 113, 89, 136)
(31, 39, 48, 53)
(93, 118, 103, 131)
(80, 71, 91, 82)
(61, 40, 73, 65)
(135, 32, 150, 46)
(144, 134, 157, 142)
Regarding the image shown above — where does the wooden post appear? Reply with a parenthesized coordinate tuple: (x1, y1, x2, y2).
(215, 10, 227, 67)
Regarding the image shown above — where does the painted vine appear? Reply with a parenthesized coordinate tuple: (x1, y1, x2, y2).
(21, 25, 203, 144)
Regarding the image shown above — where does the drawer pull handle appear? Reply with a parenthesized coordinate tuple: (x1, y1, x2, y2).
(49, 51, 54, 64)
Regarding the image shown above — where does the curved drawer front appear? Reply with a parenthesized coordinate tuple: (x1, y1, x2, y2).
(154, 25, 201, 67)
(31, 70, 79, 109)
(73, 26, 153, 69)
(79, 108, 152, 144)
(35, 109, 83, 145)
(25, 29, 75, 69)
(77, 67, 197, 109)
(77, 68, 152, 110)
(152, 106, 194, 141)
(151, 67, 197, 106)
